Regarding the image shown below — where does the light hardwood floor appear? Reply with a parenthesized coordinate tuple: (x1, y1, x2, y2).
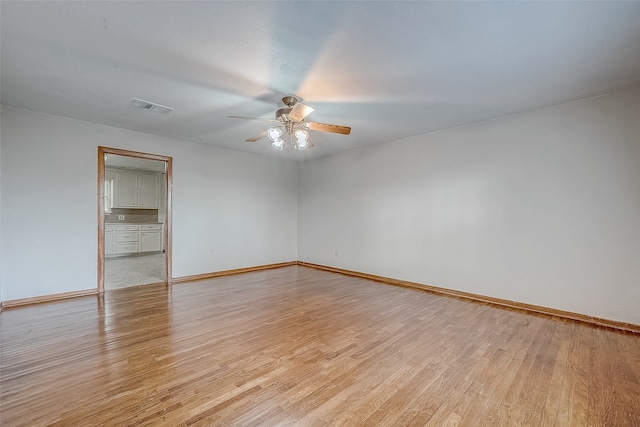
(1, 266, 638, 426)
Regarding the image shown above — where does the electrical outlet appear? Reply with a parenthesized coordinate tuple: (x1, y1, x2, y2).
(118, 215, 125, 220)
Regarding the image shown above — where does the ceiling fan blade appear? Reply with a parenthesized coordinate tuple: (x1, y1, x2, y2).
(307, 122, 351, 135)
(288, 103, 314, 122)
(228, 115, 278, 123)
(246, 130, 268, 142)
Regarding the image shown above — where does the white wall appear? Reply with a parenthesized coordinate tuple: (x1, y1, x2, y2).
(298, 87, 640, 325)
(3, 87, 639, 325)
(0, 109, 3, 302)
(0, 106, 298, 301)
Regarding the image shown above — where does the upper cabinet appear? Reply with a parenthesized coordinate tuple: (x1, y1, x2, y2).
(138, 173, 160, 208)
(110, 168, 160, 209)
(114, 170, 139, 207)
(104, 169, 116, 213)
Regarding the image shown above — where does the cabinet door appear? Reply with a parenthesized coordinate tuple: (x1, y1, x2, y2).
(140, 231, 162, 252)
(105, 231, 114, 256)
(104, 169, 116, 213)
(116, 242, 139, 254)
(115, 232, 138, 243)
(114, 171, 138, 207)
(138, 173, 160, 208)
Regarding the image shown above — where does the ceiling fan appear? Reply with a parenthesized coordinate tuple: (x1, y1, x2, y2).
(229, 96, 351, 150)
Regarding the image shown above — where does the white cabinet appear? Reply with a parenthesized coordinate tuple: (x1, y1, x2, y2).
(106, 223, 162, 257)
(140, 231, 161, 252)
(115, 231, 138, 242)
(104, 170, 116, 213)
(114, 170, 139, 207)
(105, 224, 114, 256)
(110, 169, 160, 209)
(140, 224, 162, 252)
(116, 242, 139, 255)
(116, 225, 139, 231)
(138, 173, 160, 208)
(115, 224, 139, 254)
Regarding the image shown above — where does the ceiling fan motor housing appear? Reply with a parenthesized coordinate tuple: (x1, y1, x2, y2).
(281, 96, 298, 107)
(275, 107, 293, 121)
(229, 94, 351, 143)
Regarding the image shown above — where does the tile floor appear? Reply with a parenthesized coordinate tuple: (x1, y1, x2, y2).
(105, 253, 167, 290)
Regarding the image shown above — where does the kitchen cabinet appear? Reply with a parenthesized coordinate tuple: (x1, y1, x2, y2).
(116, 242, 139, 255)
(115, 224, 139, 254)
(138, 173, 160, 208)
(110, 169, 160, 209)
(105, 225, 114, 256)
(140, 224, 162, 252)
(115, 242, 139, 255)
(106, 223, 162, 257)
(114, 170, 139, 207)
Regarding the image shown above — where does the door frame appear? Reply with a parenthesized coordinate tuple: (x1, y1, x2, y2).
(97, 146, 173, 294)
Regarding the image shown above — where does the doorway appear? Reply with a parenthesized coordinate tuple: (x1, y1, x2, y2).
(98, 147, 172, 293)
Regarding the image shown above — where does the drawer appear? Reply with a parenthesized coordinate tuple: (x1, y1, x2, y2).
(105, 224, 115, 232)
(116, 232, 138, 243)
(116, 224, 139, 231)
(140, 224, 162, 231)
(116, 242, 139, 254)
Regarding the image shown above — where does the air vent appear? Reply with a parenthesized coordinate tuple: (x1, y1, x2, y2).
(131, 98, 174, 114)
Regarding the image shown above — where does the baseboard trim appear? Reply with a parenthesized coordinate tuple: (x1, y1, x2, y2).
(3, 262, 637, 334)
(172, 261, 298, 284)
(2, 289, 98, 309)
(0, 261, 296, 309)
(297, 261, 640, 335)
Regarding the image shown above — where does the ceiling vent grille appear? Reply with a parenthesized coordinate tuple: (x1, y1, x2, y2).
(131, 98, 174, 114)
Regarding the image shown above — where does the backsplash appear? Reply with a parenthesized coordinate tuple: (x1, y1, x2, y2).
(105, 208, 159, 224)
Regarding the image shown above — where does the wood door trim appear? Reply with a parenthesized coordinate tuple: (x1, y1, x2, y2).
(165, 157, 173, 285)
(98, 146, 173, 293)
(297, 261, 640, 334)
(172, 261, 297, 284)
(98, 147, 106, 293)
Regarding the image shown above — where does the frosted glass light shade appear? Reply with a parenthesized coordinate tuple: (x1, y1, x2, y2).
(295, 129, 309, 150)
(268, 127, 283, 141)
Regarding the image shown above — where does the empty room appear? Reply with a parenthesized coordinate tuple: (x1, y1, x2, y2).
(1, 1, 639, 426)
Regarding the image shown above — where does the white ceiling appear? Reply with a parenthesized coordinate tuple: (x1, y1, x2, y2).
(2, 1, 640, 159)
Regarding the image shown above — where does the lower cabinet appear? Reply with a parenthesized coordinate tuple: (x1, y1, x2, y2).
(140, 226, 162, 252)
(116, 242, 139, 255)
(105, 225, 114, 256)
(115, 224, 139, 255)
(106, 223, 163, 257)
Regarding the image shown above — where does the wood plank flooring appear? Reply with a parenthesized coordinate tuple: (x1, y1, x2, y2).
(1, 266, 639, 426)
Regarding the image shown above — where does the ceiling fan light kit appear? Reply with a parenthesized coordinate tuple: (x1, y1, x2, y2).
(268, 122, 312, 151)
(229, 96, 351, 151)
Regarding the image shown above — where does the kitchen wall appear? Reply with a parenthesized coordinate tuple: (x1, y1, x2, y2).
(298, 86, 640, 325)
(0, 105, 298, 301)
(105, 208, 159, 224)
